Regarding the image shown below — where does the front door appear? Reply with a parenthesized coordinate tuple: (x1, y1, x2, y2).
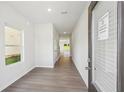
(88, 1, 118, 92)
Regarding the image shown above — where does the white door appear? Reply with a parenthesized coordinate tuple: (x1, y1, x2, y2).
(92, 2, 117, 92)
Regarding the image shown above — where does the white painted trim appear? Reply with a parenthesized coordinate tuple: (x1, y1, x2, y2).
(35, 65, 54, 68)
(55, 54, 60, 62)
(0, 66, 35, 91)
(54, 54, 61, 65)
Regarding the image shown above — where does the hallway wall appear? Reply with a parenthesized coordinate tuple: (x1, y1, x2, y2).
(35, 23, 54, 68)
(53, 26, 60, 65)
(0, 3, 35, 91)
(71, 6, 88, 87)
(35, 23, 60, 68)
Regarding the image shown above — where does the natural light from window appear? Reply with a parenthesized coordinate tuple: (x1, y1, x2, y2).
(5, 26, 21, 65)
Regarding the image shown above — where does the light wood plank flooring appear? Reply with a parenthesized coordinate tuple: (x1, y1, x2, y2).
(3, 57, 87, 92)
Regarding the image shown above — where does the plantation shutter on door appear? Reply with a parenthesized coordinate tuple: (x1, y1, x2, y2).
(92, 2, 117, 92)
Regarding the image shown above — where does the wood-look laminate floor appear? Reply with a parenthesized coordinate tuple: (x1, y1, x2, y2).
(3, 57, 87, 92)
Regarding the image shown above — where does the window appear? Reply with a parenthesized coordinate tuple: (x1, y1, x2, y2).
(64, 44, 67, 46)
(64, 43, 70, 51)
(5, 26, 22, 65)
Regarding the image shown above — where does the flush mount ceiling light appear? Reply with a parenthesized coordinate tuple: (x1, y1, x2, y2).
(26, 21, 30, 25)
(64, 32, 67, 34)
(48, 8, 52, 12)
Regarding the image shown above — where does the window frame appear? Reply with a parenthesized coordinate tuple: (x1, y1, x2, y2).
(4, 26, 24, 66)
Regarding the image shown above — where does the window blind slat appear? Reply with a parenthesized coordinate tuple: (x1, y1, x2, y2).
(92, 2, 117, 92)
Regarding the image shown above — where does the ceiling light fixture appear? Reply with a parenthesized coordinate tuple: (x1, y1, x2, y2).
(64, 32, 67, 34)
(26, 21, 30, 25)
(48, 8, 52, 12)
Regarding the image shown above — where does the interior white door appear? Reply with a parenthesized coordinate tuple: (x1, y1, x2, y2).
(92, 2, 117, 92)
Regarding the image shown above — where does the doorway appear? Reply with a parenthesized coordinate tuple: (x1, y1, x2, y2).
(88, 1, 118, 92)
(59, 38, 71, 57)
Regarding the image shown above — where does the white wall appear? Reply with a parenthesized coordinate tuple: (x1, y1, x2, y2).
(71, 6, 88, 87)
(35, 23, 60, 67)
(53, 26, 60, 65)
(0, 3, 35, 91)
(35, 23, 54, 68)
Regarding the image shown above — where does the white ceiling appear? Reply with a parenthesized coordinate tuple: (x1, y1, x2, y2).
(7, 1, 89, 35)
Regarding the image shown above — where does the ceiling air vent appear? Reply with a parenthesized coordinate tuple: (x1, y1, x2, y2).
(61, 10, 68, 14)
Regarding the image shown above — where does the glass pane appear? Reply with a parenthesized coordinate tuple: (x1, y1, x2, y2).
(5, 26, 21, 65)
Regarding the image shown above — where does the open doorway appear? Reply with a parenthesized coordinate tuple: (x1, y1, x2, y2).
(59, 36, 71, 57)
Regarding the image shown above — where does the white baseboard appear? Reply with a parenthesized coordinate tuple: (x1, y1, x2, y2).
(35, 65, 54, 68)
(54, 54, 61, 65)
(0, 66, 35, 91)
(56, 54, 61, 62)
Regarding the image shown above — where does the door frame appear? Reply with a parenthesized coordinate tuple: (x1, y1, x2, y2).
(117, 1, 124, 92)
(88, 1, 123, 92)
(88, 1, 98, 92)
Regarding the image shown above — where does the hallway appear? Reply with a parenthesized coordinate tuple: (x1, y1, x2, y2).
(3, 57, 87, 92)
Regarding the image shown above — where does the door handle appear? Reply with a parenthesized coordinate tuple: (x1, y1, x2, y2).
(85, 67, 92, 70)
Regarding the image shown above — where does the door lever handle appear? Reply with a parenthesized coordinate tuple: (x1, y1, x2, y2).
(85, 67, 92, 70)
